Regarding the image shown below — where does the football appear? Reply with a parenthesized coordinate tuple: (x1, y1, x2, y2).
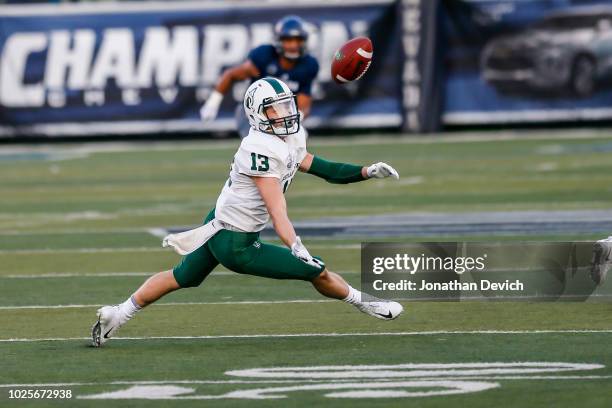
(331, 37, 373, 84)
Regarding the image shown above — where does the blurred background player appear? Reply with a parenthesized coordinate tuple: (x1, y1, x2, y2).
(200, 15, 319, 138)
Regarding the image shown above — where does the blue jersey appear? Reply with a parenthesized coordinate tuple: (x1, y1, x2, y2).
(247, 45, 319, 96)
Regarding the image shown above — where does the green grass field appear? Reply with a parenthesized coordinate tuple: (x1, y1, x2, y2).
(1, 131, 612, 407)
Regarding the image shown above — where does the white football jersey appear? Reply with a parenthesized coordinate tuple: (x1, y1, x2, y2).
(214, 127, 307, 232)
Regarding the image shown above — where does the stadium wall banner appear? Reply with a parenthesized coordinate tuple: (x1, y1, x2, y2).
(0, 0, 441, 138)
(442, 0, 612, 125)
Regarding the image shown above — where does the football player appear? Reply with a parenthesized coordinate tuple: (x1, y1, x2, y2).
(200, 15, 319, 138)
(92, 77, 402, 347)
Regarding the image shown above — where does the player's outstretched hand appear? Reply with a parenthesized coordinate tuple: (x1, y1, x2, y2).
(291, 236, 325, 268)
(367, 162, 399, 179)
(200, 90, 223, 122)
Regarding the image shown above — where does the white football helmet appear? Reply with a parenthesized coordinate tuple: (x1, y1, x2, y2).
(243, 77, 300, 136)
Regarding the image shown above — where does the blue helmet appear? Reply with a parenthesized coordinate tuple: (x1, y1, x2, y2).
(274, 15, 309, 60)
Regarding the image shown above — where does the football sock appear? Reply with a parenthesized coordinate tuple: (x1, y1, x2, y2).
(343, 285, 363, 305)
(118, 295, 142, 321)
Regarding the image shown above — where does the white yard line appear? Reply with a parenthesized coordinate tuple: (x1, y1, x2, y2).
(0, 247, 165, 254)
(0, 269, 358, 279)
(1, 272, 155, 278)
(439, 375, 612, 380)
(0, 380, 326, 388)
(0, 299, 334, 310)
(0, 244, 361, 255)
(310, 129, 612, 145)
(1, 330, 611, 343)
(0, 243, 359, 254)
(1, 375, 611, 388)
(1, 129, 610, 153)
(0, 228, 154, 235)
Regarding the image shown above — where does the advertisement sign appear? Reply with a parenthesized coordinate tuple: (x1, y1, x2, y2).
(0, 0, 416, 137)
(443, 0, 612, 125)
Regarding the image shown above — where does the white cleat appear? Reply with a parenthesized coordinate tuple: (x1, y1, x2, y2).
(91, 305, 124, 347)
(355, 300, 403, 320)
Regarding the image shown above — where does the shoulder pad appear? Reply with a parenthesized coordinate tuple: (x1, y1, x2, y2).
(240, 132, 286, 160)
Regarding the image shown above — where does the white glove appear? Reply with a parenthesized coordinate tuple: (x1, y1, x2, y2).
(367, 162, 399, 179)
(291, 236, 325, 269)
(199, 90, 223, 122)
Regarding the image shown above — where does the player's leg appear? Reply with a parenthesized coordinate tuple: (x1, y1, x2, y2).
(133, 270, 180, 306)
(241, 241, 403, 320)
(92, 242, 219, 347)
(93, 208, 220, 347)
(95, 270, 181, 343)
(208, 231, 403, 320)
(311, 268, 403, 320)
(311, 269, 349, 299)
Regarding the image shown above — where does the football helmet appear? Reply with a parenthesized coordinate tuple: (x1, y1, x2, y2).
(274, 15, 309, 60)
(244, 77, 300, 137)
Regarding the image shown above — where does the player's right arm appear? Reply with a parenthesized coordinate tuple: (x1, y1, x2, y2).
(295, 57, 319, 119)
(200, 60, 260, 121)
(234, 141, 295, 247)
(253, 176, 322, 268)
(252, 176, 296, 248)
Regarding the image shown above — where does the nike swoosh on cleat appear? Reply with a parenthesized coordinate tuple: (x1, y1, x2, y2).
(375, 311, 393, 319)
(103, 327, 114, 339)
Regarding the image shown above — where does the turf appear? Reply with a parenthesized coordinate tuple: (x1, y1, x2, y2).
(1, 131, 612, 406)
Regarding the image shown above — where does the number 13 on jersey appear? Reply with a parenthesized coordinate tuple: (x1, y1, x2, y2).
(250, 153, 270, 172)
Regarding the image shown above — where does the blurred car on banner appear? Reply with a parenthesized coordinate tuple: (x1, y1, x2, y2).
(481, 6, 612, 97)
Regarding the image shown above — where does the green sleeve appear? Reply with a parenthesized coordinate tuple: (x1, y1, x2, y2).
(306, 155, 366, 184)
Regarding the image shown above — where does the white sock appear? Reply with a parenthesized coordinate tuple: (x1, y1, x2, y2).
(118, 295, 142, 321)
(342, 285, 362, 305)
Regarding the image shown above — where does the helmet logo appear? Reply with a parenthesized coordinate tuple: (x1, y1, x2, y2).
(334, 51, 344, 61)
(245, 87, 257, 109)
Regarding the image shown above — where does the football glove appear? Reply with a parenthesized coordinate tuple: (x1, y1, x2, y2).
(291, 236, 325, 269)
(200, 90, 223, 122)
(367, 162, 399, 179)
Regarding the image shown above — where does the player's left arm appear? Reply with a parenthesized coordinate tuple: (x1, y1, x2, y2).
(297, 93, 312, 118)
(296, 57, 318, 119)
(299, 152, 399, 184)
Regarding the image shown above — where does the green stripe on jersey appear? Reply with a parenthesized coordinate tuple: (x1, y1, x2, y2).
(263, 77, 285, 94)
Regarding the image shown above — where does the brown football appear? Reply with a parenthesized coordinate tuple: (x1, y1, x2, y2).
(331, 37, 373, 84)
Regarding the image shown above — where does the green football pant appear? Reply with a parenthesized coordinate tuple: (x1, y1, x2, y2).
(172, 209, 325, 288)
